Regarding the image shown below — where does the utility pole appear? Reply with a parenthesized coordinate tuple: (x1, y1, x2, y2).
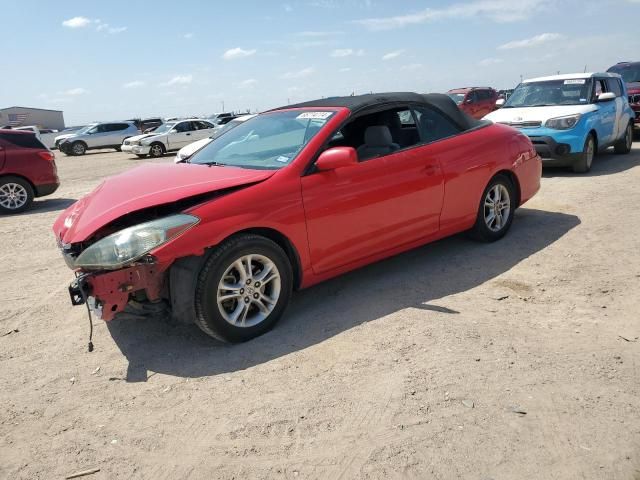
(221, 101, 225, 113)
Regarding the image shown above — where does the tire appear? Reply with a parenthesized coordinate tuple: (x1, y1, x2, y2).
(614, 123, 633, 154)
(70, 141, 87, 156)
(114, 146, 122, 152)
(0, 176, 34, 214)
(194, 234, 293, 343)
(470, 174, 516, 242)
(573, 134, 595, 173)
(135, 154, 148, 159)
(148, 142, 165, 158)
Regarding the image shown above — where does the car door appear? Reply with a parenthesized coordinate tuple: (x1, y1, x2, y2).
(85, 124, 108, 148)
(192, 121, 216, 141)
(606, 77, 628, 140)
(0, 137, 6, 169)
(593, 78, 616, 146)
(167, 121, 195, 150)
(300, 106, 444, 274)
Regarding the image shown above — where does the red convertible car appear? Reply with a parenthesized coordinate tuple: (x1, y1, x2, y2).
(53, 93, 541, 345)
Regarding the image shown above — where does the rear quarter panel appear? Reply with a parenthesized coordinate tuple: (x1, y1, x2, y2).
(438, 124, 540, 232)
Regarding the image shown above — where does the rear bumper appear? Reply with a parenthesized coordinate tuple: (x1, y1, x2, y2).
(35, 182, 60, 197)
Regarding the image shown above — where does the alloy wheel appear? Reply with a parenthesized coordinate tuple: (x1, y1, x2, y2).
(150, 144, 163, 157)
(216, 254, 281, 328)
(483, 184, 511, 232)
(626, 124, 633, 151)
(0, 182, 28, 210)
(585, 137, 594, 168)
(72, 143, 85, 155)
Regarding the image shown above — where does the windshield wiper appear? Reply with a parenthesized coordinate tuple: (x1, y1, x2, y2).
(203, 161, 228, 167)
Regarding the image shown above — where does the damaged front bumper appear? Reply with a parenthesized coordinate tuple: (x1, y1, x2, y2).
(68, 264, 165, 321)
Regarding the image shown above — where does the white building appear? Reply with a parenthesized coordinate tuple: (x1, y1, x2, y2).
(0, 106, 65, 130)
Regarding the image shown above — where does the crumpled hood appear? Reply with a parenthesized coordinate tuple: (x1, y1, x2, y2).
(53, 163, 275, 243)
(484, 104, 598, 124)
(125, 133, 160, 143)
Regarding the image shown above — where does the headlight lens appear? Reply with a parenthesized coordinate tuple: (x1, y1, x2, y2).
(545, 114, 581, 130)
(74, 214, 198, 269)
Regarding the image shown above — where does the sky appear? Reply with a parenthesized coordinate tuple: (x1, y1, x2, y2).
(2, 0, 639, 125)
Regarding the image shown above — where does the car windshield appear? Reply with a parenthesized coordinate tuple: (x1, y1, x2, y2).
(447, 93, 466, 105)
(151, 122, 176, 134)
(607, 64, 640, 83)
(190, 110, 334, 169)
(76, 124, 97, 135)
(503, 79, 593, 107)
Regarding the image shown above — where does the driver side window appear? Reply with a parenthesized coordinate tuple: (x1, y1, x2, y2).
(174, 122, 190, 133)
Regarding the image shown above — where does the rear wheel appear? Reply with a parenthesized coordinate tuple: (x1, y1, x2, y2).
(0, 176, 34, 214)
(614, 123, 633, 154)
(194, 234, 293, 343)
(149, 143, 165, 158)
(573, 134, 595, 173)
(470, 174, 516, 242)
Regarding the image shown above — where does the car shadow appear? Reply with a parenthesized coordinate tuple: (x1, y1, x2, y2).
(0, 198, 76, 217)
(542, 146, 640, 178)
(107, 207, 580, 382)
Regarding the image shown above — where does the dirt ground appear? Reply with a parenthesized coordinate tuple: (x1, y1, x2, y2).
(1, 142, 639, 480)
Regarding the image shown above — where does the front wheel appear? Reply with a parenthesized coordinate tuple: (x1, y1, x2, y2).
(573, 134, 595, 173)
(0, 176, 34, 214)
(470, 174, 516, 242)
(614, 123, 633, 154)
(148, 143, 165, 158)
(194, 234, 293, 343)
(70, 141, 87, 156)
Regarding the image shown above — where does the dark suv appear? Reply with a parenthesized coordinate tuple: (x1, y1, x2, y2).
(447, 87, 499, 119)
(607, 62, 640, 129)
(0, 130, 60, 214)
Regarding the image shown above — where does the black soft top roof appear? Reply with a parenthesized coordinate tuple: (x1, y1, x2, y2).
(273, 92, 482, 130)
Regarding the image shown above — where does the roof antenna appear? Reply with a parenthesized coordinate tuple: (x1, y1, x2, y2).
(584, 65, 587, 73)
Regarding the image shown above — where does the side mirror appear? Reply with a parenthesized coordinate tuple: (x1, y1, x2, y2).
(495, 98, 506, 107)
(169, 129, 177, 133)
(597, 92, 616, 102)
(316, 147, 358, 171)
(464, 98, 473, 104)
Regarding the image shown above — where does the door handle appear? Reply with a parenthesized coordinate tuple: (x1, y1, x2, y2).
(186, 133, 191, 136)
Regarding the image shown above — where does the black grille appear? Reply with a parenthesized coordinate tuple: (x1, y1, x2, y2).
(498, 121, 542, 128)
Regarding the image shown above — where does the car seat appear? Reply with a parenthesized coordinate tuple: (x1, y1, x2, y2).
(356, 125, 400, 160)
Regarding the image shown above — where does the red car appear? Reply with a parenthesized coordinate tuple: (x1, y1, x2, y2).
(53, 93, 540, 345)
(0, 129, 59, 214)
(607, 62, 640, 129)
(447, 87, 499, 119)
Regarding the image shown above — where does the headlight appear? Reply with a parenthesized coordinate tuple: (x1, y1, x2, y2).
(545, 114, 581, 130)
(74, 214, 198, 269)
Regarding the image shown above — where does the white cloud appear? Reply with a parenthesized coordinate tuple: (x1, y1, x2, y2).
(238, 79, 258, 88)
(498, 32, 563, 50)
(183, 33, 194, 39)
(222, 47, 257, 60)
(123, 80, 145, 89)
(107, 26, 127, 34)
(339, 67, 352, 72)
(281, 67, 315, 79)
(478, 57, 504, 66)
(355, 0, 549, 30)
(330, 48, 364, 57)
(162, 75, 193, 86)
(283, 4, 293, 12)
(62, 88, 87, 96)
(62, 16, 91, 28)
(382, 50, 404, 60)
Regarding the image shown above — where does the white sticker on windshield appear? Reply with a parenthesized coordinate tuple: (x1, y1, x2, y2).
(564, 79, 586, 85)
(275, 156, 289, 163)
(297, 112, 332, 120)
